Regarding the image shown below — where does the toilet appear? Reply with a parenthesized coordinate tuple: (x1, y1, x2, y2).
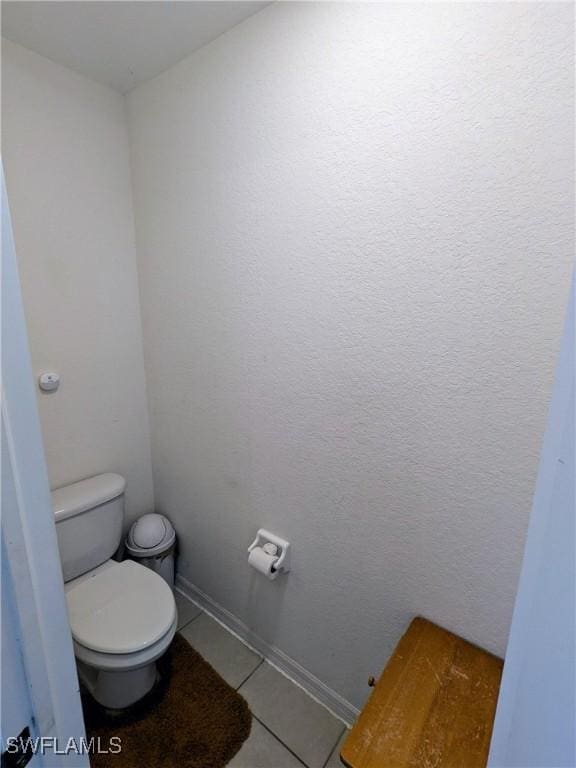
(52, 473, 177, 709)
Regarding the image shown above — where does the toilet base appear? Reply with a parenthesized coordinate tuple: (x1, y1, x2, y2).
(78, 658, 158, 709)
(72, 613, 177, 709)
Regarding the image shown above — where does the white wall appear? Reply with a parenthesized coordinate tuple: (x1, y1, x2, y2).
(128, 2, 574, 709)
(2, 39, 153, 523)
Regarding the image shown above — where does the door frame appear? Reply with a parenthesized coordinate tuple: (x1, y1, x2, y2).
(1, 166, 89, 767)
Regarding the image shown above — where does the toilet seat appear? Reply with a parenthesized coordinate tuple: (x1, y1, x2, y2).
(72, 614, 177, 672)
(65, 559, 176, 654)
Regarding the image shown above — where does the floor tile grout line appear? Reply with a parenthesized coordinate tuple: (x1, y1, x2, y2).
(252, 714, 311, 768)
(177, 609, 264, 692)
(320, 726, 347, 768)
(176, 609, 203, 633)
(235, 657, 265, 691)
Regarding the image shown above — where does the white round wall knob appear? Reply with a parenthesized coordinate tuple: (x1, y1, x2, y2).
(39, 372, 60, 392)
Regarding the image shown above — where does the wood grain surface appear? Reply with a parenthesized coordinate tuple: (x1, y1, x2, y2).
(341, 617, 503, 768)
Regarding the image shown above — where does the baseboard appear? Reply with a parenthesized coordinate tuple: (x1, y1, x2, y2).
(175, 573, 359, 727)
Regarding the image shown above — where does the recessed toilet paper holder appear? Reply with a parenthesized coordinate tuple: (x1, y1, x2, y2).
(248, 529, 291, 575)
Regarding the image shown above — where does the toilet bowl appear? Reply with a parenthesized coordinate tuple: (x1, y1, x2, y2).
(52, 473, 177, 709)
(65, 559, 177, 709)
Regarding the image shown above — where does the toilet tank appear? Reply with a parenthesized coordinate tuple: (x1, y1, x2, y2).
(52, 473, 126, 582)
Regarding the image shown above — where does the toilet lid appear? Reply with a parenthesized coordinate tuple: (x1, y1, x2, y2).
(66, 560, 176, 654)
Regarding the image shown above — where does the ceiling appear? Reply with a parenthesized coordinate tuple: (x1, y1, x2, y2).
(2, 1, 270, 93)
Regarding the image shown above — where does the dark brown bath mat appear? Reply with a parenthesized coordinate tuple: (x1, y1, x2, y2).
(83, 634, 252, 768)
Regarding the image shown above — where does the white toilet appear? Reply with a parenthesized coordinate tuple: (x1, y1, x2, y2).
(52, 473, 177, 709)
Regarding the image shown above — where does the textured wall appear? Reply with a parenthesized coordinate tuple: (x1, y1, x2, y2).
(128, 1, 574, 709)
(2, 40, 154, 523)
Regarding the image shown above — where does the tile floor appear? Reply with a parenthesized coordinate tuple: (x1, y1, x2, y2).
(174, 590, 348, 768)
